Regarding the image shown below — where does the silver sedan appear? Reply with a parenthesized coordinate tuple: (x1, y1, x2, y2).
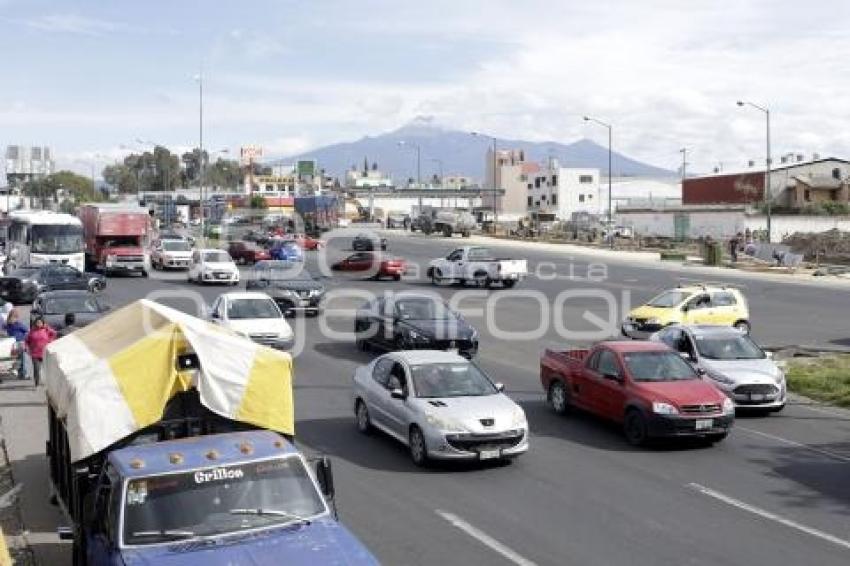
(352, 350, 529, 466)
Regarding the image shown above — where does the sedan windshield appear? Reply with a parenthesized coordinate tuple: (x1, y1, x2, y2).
(31, 224, 84, 254)
(227, 298, 280, 319)
(122, 456, 326, 545)
(395, 298, 455, 320)
(411, 362, 497, 398)
(624, 351, 699, 382)
(43, 296, 101, 314)
(695, 335, 765, 360)
(163, 240, 191, 252)
(203, 251, 231, 263)
(647, 290, 691, 308)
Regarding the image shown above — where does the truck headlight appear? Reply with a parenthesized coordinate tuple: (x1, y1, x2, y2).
(106, 254, 116, 262)
(652, 402, 678, 415)
(722, 398, 735, 414)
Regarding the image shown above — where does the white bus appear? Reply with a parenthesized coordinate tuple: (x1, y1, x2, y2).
(6, 211, 85, 272)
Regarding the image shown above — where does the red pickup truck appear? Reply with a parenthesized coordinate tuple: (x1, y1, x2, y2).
(540, 341, 733, 446)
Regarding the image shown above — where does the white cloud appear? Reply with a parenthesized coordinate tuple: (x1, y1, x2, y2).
(17, 14, 122, 36)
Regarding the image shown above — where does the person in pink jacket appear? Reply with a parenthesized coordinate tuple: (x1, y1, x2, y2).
(25, 317, 57, 387)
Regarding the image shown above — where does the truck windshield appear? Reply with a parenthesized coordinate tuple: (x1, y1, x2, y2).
(31, 224, 84, 254)
(646, 290, 691, 308)
(102, 236, 140, 247)
(411, 362, 497, 398)
(695, 335, 765, 360)
(122, 456, 326, 545)
(623, 352, 699, 382)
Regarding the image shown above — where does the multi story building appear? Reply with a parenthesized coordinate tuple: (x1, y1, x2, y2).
(527, 160, 601, 219)
(484, 148, 537, 217)
(5, 145, 54, 186)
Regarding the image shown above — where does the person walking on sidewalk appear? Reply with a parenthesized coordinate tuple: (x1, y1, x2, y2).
(4, 309, 28, 381)
(24, 317, 56, 387)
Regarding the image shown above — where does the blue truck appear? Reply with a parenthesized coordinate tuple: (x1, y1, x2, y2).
(48, 390, 379, 566)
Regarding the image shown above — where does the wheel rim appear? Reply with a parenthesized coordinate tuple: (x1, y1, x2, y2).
(410, 429, 425, 463)
(551, 383, 566, 412)
(735, 322, 750, 334)
(432, 269, 442, 284)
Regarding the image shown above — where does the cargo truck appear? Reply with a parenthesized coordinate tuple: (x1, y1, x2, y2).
(79, 204, 150, 276)
(45, 299, 378, 566)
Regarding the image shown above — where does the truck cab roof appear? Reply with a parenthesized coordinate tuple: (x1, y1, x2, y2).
(109, 430, 297, 479)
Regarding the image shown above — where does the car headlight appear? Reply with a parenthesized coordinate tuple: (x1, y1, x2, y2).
(708, 371, 735, 386)
(774, 369, 786, 385)
(511, 407, 527, 428)
(106, 254, 116, 262)
(722, 398, 735, 414)
(652, 402, 678, 415)
(426, 413, 466, 432)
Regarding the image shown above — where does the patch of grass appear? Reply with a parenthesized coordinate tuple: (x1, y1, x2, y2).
(785, 355, 850, 407)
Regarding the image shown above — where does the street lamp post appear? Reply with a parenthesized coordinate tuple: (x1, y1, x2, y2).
(470, 132, 498, 233)
(196, 72, 206, 245)
(398, 140, 422, 211)
(737, 100, 772, 242)
(583, 116, 613, 248)
(431, 158, 444, 207)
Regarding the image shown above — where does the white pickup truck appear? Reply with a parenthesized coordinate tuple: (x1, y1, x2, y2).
(428, 246, 528, 288)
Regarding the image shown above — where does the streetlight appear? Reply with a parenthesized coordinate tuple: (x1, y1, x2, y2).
(470, 132, 498, 232)
(583, 116, 613, 248)
(431, 158, 444, 208)
(737, 100, 772, 242)
(195, 71, 206, 244)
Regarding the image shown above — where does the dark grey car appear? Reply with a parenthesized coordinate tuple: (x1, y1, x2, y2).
(30, 290, 111, 330)
(244, 260, 325, 316)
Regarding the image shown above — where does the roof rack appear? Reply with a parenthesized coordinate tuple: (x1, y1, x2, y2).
(674, 278, 748, 291)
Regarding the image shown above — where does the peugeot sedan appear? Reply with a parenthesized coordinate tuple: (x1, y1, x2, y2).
(352, 350, 528, 466)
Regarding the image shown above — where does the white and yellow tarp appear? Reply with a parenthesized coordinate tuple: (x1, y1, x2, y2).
(44, 299, 294, 463)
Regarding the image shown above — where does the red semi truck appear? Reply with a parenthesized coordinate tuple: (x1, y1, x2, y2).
(79, 204, 150, 276)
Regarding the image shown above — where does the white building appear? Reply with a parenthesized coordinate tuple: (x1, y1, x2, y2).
(527, 161, 601, 219)
(345, 160, 392, 188)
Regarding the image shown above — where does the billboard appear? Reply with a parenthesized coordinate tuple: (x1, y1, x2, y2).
(240, 145, 263, 165)
(297, 159, 317, 179)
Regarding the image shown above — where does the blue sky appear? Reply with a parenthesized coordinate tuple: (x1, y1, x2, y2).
(2, 0, 850, 178)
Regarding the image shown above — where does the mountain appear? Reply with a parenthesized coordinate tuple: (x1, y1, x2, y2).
(283, 118, 674, 182)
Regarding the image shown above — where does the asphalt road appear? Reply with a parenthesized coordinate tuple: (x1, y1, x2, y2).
(3, 230, 850, 565)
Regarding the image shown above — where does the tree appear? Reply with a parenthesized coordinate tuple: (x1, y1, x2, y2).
(102, 163, 137, 193)
(207, 158, 242, 190)
(249, 194, 267, 209)
(181, 148, 209, 187)
(23, 170, 100, 209)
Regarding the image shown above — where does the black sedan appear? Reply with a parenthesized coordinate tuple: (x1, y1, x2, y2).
(0, 265, 107, 304)
(354, 292, 478, 358)
(30, 290, 111, 329)
(352, 234, 387, 251)
(245, 260, 325, 316)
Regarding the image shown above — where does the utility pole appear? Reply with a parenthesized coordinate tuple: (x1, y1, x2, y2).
(470, 132, 499, 233)
(197, 71, 205, 245)
(583, 116, 614, 248)
(737, 100, 772, 242)
(679, 148, 688, 183)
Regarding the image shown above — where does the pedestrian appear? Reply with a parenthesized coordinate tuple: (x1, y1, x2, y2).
(4, 309, 28, 380)
(24, 317, 57, 387)
(729, 233, 740, 263)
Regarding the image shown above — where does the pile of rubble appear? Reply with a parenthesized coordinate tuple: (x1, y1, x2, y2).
(783, 229, 850, 264)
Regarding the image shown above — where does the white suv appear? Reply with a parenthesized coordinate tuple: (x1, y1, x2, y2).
(151, 239, 193, 270)
(188, 249, 239, 285)
(209, 292, 294, 350)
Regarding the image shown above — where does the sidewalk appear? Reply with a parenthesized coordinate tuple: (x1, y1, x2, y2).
(392, 229, 850, 290)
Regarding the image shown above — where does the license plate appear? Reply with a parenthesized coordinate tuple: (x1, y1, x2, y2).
(479, 449, 500, 460)
(217, 273, 228, 279)
(299, 300, 309, 307)
(695, 419, 713, 430)
(750, 394, 764, 401)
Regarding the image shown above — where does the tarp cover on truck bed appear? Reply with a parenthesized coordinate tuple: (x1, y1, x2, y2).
(43, 299, 294, 463)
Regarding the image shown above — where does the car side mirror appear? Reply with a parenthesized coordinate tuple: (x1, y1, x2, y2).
(390, 388, 406, 400)
(696, 367, 707, 375)
(495, 382, 505, 392)
(679, 351, 693, 362)
(210, 312, 219, 319)
(681, 304, 689, 312)
(603, 372, 622, 382)
(315, 456, 335, 500)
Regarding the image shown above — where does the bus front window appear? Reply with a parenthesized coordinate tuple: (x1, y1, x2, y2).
(31, 225, 84, 254)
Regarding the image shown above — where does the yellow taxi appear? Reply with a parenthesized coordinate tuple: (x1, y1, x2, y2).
(622, 285, 750, 338)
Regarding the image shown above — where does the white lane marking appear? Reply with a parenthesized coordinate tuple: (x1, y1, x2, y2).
(737, 426, 850, 463)
(436, 510, 537, 566)
(688, 483, 850, 551)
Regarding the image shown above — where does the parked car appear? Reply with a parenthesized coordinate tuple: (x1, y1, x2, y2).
(151, 238, 193, 270)
(352, 234, 387, 251)
(30, 289, 110, 329)
(352, 350, 528, 465)
(188, 249, 240, 285)
(269, 240, 304, 262)
(354, 293, 478, 358)
(540, 341, 734, 446)
(623, 285, 750, 338)
(245, 261, 325, 316)
(651, 325, 786, 413)
(0, 265, 106, 304)
(285, 234, 323, 251)
(228, 240, 271, 265)
(209, 291, 294, 349)
(332, 252, 406, 280)
(427, 246, 528, 288)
